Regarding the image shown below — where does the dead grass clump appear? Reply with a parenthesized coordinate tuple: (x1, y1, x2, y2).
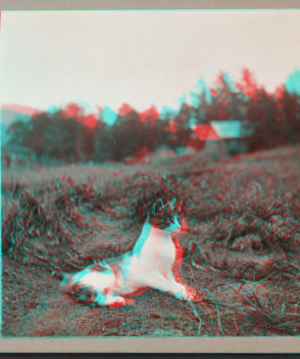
(204, 183, 300, 257)
(189, 262, 300, 336)
(1, 185, 88, 268)
(52, 177, 105, 213)
(1, 176, 133, 270)
(2, 189, 50, 256)
(121, 172, 189, 227)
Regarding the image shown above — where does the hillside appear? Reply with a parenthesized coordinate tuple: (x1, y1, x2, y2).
(1, 144, 300, 337)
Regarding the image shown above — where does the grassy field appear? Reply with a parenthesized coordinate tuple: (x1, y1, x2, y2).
(1, 144, 300, 337)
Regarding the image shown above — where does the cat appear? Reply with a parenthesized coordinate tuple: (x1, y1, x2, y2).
(53, 197, 200, 308)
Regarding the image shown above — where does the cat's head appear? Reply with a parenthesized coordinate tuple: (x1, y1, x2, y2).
(147, 198, 189, 233)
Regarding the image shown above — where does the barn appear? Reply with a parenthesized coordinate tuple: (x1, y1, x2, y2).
(189, 120, 254, 156)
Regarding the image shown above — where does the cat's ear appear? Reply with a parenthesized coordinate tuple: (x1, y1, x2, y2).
(169, 197, 176, 209)
(162, 198, 176, 211)
(152, 198, 163, 214)
(176, 200, 183, 211)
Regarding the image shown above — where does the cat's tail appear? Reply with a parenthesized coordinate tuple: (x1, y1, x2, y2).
(52, 271, 71, 281)
(52, 271, 73, 291)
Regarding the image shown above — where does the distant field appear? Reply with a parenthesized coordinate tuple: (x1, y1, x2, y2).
(1, 144, 300, 337)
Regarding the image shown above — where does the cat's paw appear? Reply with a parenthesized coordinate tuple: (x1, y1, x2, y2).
(108, 298, 136, 308)
(124, 298, 136, 306)
(183, 285, 200, 302)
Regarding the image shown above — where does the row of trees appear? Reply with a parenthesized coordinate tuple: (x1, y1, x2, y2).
(199, 69, 300, 152)
(6, 68, 300, 163)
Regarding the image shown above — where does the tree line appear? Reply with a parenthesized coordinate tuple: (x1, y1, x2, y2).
(6, 68, 300, 163)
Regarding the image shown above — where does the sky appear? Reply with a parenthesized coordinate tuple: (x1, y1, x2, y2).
(1, 10, 300, 119)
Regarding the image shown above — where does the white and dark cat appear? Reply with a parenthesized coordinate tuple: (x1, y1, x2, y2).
(53, 198, 199, 308)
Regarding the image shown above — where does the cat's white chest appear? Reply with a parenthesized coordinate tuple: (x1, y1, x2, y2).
(136, 233, 176, 274)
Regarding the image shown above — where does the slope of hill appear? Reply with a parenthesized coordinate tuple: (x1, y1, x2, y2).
(1, 104, 39, 125)
(1, 144, 300, 337)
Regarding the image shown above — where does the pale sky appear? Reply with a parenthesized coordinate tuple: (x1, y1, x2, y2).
(1, 10, 300, 115)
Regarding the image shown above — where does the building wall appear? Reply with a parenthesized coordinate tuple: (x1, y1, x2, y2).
(205, 138, 248, 156)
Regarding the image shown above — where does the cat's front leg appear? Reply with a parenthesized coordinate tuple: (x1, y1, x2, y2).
(168, 281, 199, 302)
(146, 273, 199, 302)
(180, 284, 200, 302)
(164, 271, 200, 302)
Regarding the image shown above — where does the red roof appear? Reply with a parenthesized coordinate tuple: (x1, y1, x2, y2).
(192, 124, 220, 141)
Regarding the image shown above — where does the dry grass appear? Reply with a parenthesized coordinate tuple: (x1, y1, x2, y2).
(1, 144, 300, 337)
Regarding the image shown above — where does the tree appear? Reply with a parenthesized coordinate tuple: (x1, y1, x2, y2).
(168, 103, 192, 149)
(93, 116, 114, 162)
(208, 71, 246, 121)
(112, 106, 146, 161)
(25, 112, 52, 160)
(276, 86, 300, 145)
(285, 68, 300, 95)
(6, 119, 31, 148)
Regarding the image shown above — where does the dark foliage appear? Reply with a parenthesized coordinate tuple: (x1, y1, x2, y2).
(5, 68, 300, 165)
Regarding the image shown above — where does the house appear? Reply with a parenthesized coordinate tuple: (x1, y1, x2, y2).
(1, 144, 36, 167)
(184, 123, 218, 153)
(210, 120, 254, 138)
(190, 123, 220, 141)
(190, 120, 254, 156)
